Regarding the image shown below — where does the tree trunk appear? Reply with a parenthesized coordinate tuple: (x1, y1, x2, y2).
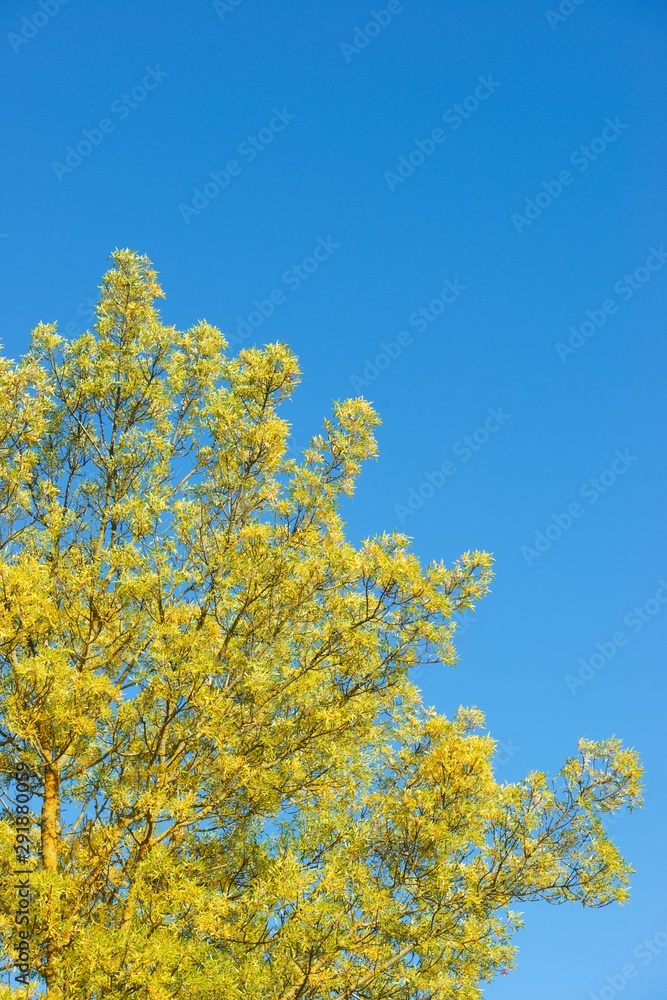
(42, 762, 60, 994)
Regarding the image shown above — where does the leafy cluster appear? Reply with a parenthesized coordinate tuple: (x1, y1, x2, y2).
(0, 251, 642, 998)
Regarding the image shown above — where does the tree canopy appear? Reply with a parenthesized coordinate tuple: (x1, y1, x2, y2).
(0, 250, 642, 999)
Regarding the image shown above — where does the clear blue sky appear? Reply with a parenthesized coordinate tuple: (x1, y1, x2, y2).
(1, 1, 666, 996)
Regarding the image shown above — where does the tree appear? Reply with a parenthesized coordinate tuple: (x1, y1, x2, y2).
(0, 250, 642, 999)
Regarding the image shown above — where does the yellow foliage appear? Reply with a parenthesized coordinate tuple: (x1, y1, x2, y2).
(0, 251, 642, 999)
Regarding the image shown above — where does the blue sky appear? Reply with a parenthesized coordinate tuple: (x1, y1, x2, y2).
(1, 0, 666, 996)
